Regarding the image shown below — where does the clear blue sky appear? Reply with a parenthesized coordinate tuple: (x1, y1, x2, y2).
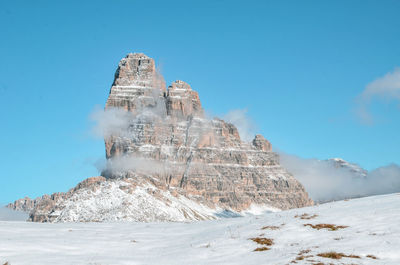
(1, 0, 399, 204)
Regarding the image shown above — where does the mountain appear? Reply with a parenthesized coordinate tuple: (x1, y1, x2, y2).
(328, 158, 368, 178)
(8, 53, 313, 222)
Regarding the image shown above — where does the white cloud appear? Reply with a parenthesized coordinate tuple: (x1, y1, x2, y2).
(361, 68, 400, 101)
(356, 67, 400, 123)
(90, 107, 134, 138)
(96, 155, 170, 177)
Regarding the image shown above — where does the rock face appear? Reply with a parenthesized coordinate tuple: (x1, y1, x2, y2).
(8, 53, 313, 222)
(103, 53, 313, 211)
(7, 197, 37, 212)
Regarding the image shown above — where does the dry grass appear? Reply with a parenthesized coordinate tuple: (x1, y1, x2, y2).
(249, 237, 274, 246)
(261, 225, 280, 230)
(296, 255, 313, 260)
(317, 251, 360, 259)
(288, 249, 314, 263)
(295, 213, 318, 220)
(253, 247, 270, 251)
(304, 223, 348, 231)
(3, 262, 9, 265)
(366, 254, 378, 259)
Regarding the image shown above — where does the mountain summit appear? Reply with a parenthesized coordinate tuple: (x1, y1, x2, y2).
(9, 53, 313, 222)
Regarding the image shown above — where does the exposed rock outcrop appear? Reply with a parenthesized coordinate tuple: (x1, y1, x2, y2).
(9, 53, 313, 222)
(7, 197, 37, 212)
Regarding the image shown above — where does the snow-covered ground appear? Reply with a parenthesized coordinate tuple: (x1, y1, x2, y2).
(1, 193, 399, 265)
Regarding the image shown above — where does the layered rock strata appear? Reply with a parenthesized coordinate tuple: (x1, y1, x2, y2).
(103, 53, 312, 211)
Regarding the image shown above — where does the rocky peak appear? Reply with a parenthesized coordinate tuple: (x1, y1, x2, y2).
(106, 53, 166, 111)
(328, 158, 368, 178)
(112, 53, 159, 87)
(252, 134, 272, 151)
(166, 80, 203, 118)
(169, 80, 192, 90)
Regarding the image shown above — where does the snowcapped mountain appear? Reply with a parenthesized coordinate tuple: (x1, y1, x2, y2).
(328, 158, 368, 178)
(1, 193, 399, 264)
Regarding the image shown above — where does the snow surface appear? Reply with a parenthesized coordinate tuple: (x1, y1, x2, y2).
(1, 193, 399, 265)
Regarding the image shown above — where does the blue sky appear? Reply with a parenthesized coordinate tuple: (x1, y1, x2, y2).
(1, 0, 399, 204)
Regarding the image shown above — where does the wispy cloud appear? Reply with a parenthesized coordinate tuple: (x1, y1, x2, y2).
(90, 107, 134, 138)
(356, 67, 400, 124)
(223, 109, 257, 142)
(95, 155, 172, 177)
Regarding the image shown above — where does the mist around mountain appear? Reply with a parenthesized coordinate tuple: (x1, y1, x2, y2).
(279, 153, 400, 202)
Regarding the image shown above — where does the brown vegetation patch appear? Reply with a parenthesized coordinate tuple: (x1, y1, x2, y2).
(261, 225, 280, 230)
(249, 237, 274, 246)
(366, 254, 378, 259)
(295, 213, 318, 220)
(289, 250, 314, 263)
(296, 255, 313, 260)
(317, 251, 360, 259)
(3, 262, 9, 265)
(253, 247, 270, 251)
(304, 223, 348, 231)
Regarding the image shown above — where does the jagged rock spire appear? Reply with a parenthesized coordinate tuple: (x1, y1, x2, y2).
(252, 134, 272, 151)
(166, 80, 203, 118)
(112, 53, 159, 87)
(106, 53, 203, 118)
